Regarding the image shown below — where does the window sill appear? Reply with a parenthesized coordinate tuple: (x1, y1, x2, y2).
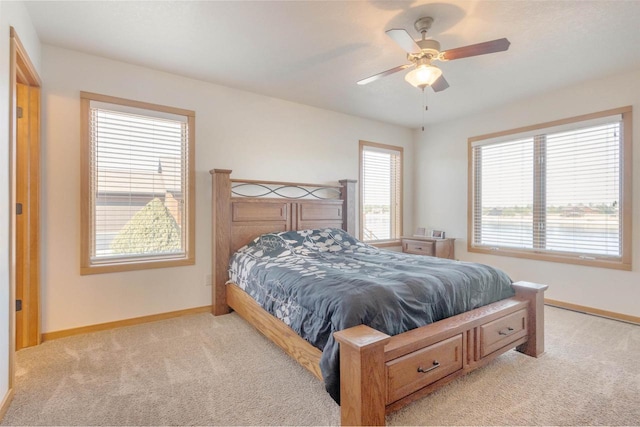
(468, 245, 631, 271)
(81, 256, 195, 275)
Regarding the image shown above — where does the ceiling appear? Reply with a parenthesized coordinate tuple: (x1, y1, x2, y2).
(25, 1, 640, 129)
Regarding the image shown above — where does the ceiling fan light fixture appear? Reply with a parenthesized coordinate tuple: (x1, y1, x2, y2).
(404, 64, 442, 89)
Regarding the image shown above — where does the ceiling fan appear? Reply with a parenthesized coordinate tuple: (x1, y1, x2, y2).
(358, 17, 510, 92)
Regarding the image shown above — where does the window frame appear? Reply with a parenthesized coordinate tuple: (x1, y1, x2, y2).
(467, 106, 632, 271)
(80, 92, 196, 275)
(359, 140, 403, 245)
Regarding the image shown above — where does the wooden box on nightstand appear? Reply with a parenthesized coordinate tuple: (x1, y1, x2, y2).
(401, 236, 455, 259)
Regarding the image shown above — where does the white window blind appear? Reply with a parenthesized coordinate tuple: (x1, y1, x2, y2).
(89, 101, 189, 262)
(471, 114, 624, 262)
(473, 138, 534, 249)
(361, 144, 402, 242)
(545, 123, 620, 256)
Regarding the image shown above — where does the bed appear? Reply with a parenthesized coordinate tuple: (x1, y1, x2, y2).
(211, 169, 548, 426)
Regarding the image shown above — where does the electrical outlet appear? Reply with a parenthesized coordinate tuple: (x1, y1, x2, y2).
(205, 274, 212, 286)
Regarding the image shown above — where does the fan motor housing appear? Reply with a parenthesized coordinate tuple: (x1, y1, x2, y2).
(408, 39, 441, 61)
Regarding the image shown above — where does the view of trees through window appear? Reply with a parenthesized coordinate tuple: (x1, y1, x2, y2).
(109, 197, 182, 255)
(90, 106, 187, 260)
(81, 92, 195, 274)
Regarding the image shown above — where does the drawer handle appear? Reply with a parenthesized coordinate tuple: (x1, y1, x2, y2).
(415, 247, 423, 250)
(498, 327, 515, 336)
(417, 360, 440, 374)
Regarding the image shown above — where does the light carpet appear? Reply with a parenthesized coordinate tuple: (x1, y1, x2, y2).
(2, 306, 639, 426)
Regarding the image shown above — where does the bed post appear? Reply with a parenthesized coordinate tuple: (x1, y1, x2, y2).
(334, 325, 390, 426)
(339, 179, 357, 236)
(211, 169, 232, 315)
(512, 281, 548, 357)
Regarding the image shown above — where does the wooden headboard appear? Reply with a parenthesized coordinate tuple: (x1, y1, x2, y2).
(210, 169, 356, 315)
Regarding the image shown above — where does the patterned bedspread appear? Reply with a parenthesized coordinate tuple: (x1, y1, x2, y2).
(228, 228, 514, 403)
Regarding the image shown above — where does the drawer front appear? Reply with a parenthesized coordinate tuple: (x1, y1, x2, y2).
(480, 309, 528, 358)
(403, 240, 435, 256)
(386, 334, 463, 404)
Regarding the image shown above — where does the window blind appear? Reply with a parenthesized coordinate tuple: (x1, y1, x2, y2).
(361, 145, 402, 242)
(544, 123, 620, 256)
(473, 138, 534, 249)
(89, 102, 189, 262)
(471, 115, 623, 260)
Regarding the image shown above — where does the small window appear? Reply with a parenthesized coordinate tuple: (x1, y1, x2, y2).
(80, 92, 195, 274)
(469, 107, 632, 270)
(359, 141, 403, 243)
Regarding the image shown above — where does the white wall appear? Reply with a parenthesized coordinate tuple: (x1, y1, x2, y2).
(41, 45, 414, 333)
(0, 0, 41, 408)
(415, 68, 640, 318)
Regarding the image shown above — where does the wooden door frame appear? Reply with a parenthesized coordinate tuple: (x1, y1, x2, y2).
(8, 27, 41, 387)
(15, 82, 40, 351)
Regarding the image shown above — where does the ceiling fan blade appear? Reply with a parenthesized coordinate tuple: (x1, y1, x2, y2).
(440, 38, 510, 61)
(357, 64, 413, 85)
(431, 75, 449, 92)
(385, 29, 422, 54)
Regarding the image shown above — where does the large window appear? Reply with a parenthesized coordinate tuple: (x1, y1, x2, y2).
(80, 92, 195, 274)
(469, 107, 632, 270)
(359, 141, 403, 243)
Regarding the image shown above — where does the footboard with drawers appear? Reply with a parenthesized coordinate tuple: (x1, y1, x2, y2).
(334, 281, 546, 425)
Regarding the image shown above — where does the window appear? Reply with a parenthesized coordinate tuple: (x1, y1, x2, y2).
(469, 107, 632, 270)
(359, 141, 403, 243)
(80, 92, 195, 274)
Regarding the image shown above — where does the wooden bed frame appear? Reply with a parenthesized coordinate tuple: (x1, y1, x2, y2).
(211, 169, 548, 426)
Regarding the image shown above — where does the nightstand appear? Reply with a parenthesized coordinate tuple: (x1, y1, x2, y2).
(401, 236, 455, 259)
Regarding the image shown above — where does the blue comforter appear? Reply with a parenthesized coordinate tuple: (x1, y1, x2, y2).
(228, 228, 514, 403)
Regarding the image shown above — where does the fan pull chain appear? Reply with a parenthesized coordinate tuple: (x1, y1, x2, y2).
(421, 88, 428, 131)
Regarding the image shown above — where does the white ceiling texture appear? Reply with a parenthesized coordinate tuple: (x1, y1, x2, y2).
(25, 1, 640, 129)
